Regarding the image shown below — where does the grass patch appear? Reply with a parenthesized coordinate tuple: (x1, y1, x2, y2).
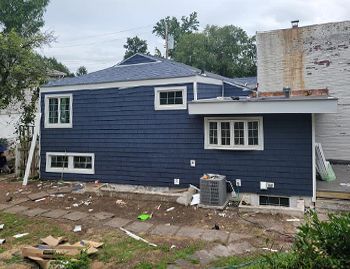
(210, 254, 264, 268)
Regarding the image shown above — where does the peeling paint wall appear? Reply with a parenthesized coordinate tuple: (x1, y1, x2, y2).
(257, 21, 350, 161)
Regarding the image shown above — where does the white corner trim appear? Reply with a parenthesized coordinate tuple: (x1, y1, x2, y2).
(154, 86, 187, 110)
(46, 152, 95, 174)
(312, 114, 316, 203)
(193, 79, 198, 101)
(204, 116, 264, 151)
(44, 93, 73, 129)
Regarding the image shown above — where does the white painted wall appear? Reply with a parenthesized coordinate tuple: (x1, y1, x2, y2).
(257, 21, 350, 161)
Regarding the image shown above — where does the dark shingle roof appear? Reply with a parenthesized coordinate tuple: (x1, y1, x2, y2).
(44, 54, 249, 88)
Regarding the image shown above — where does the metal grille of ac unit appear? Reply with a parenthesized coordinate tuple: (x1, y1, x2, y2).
(200, 175, 227, 206)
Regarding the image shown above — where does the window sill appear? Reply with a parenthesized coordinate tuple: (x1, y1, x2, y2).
(45, 168, 94, 174)
(204, 145, 264, 151)
(44, 123, 73, 129)
(155, 105, 187, 110)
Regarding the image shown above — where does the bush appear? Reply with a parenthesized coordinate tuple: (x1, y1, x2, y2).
(264, 211, 350, 269)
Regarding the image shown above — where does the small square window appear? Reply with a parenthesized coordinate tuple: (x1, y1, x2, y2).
(155, 87, 187, 110)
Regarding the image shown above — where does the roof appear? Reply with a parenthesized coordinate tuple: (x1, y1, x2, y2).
(188, 95, 338, 115)
(44, 54, 245, 88)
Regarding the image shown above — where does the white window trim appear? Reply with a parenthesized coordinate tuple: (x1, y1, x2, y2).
(204, 117, 264, 150)
(46, 152, 95, 174)
(44, 93, 73, 128)
(154, 86, 187, 110)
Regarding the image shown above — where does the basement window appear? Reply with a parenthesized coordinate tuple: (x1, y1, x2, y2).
(46, 152, 94, 174)
(204, 117, 264, 150)
(259, 196, 290, 207)
(154, 86, 187, 110)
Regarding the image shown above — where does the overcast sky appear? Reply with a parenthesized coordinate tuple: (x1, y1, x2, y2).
(39, 0, 350, 73)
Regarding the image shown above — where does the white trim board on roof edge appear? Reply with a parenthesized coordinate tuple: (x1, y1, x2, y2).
(188, 97, 338, 114)
(40, 75, 223, 93)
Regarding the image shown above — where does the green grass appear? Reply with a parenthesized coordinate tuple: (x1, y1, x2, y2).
(209, 254, 264, 269)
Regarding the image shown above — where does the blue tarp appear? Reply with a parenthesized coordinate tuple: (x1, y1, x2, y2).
(0, 145, 7, 152)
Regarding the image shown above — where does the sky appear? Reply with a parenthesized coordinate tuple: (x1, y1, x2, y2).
(39, 0, 350, 73)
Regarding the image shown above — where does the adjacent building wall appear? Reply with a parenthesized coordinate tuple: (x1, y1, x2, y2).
(257, 21, 350, 161)
(40, 84, 313, 197)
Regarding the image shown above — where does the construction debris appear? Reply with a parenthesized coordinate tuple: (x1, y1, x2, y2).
(0, 239, 5, 245)
(73, 225, 82, 233)
(0, 224, 4, 230)
(116, 199, 126, 206)
(166, 207, 175, 212)
(176, 186, 197, 206)
(35, 198, 46, 202)
(13, 233, 29, 239)
(286, 218, 300, 222)
(22, 236, 103, 269)
(138, 213, 152, 221)
(120, 227, 157, 247)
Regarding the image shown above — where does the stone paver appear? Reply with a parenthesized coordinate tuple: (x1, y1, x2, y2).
(4, 205, 28, 214)
(93, 211, 115, 220)
(150, 224, 180, 236)
(175, 226, 205, 239)
(27, 192, 49, 201)
(22, 208, 49, 217)
(104, 217, 132, 228)
(124, 221, 154, 234)
(201, 230, 230, 243)
(0, 203, 14, 211)
(228, 232, 253, 243)
(62, 211, 89, 221)
(10, 197, 30, 205)
(226, 241, 255, 255)
(41, 209, 69, 219)
(192, 250, 213, 265)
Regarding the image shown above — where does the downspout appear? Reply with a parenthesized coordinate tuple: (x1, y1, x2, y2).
(193, 77, 198, 101)
(312, 113, 316, 204)
(221, 81, 224, 97)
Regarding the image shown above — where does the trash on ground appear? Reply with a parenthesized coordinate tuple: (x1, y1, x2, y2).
(176, 185, 198, 206)
(340, 183, 350, 187)
(0, 224, 4, 230)
(88, 208, 93, 212)
(138, 213, 152, 221)
(218, 212, 226, 217)
(73, 225, 82, 232)
(166, 207, 175, 212)
(212, 224, 220, 230)
(156, 204, 161, 210)
(170, 245, 176, 249)
(22, 235, 103, 269)
(56, 194, 65, 198)
(72, 203, 79, 207)
(13, 233, 29, 238)
(286, 218, 300, 222)
(0, 239, 5, 245)
(120, 227, 157, 247)
(35, 198, 46, 202)
(190, 193, 200, 205)
(262, 247, 278, 252)
(116, 199, 126, 206)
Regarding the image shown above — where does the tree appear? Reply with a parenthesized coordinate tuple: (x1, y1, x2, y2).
(0, 0, 50, 37)
(173, 25, 257, 77)
(123, 36, 149, 59)
(153, 12, 199, 42)
(76, 66, 88, 76)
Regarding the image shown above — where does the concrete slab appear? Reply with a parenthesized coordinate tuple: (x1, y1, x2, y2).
(192, 250, 213, 265)
(4, 205, 28, 214)
(62, 211, 89, 221)
(93, 211, 115, 221)
(41, 209, 69, 219)
(22, 208, 50, 217)
(227, 241, 255, 255)
(228, 232, 253, 243)
(27, 192, 49, 201)
(0, 203, 14, 211)
(124, 221, 154, 234)
(201, 230, 230, 243)
(150, 224, 180, 236)
(10, 197, 30, 205)
(175, 226, 205, 240)
(104, 217, 132, 228)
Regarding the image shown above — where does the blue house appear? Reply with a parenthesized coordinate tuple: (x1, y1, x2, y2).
(40, 54, 337, 209)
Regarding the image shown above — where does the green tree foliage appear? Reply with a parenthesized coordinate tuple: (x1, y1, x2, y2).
(123, 36, 149, 59)
(153, 12, 199, 42)
(174, 25, 256, 77)
(76, 66, 88, 76)
(0, 0, 50, 37)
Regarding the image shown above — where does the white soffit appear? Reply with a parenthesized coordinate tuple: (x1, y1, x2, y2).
(188, 97, 338, 114)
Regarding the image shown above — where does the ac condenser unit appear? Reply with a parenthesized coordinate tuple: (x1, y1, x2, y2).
(199, 174, 228, 208)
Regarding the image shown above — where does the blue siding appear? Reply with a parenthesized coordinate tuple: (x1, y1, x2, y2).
(40, 84, 312, 197)
(120, 54, 156, 65)
(197, 83, 222, 99)
(224, 83, 249, 97)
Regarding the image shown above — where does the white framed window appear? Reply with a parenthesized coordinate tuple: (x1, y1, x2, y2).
(44, 94, 73, 128)
(154, 86, 187, 110)
(46, 152, 95, 174)
(204, 117, 264, 150)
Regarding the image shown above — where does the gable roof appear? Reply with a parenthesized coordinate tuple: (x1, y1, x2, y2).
(44, 54, 246, 89)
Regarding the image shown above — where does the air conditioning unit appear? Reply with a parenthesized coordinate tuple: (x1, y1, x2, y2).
(199, 174, 228, 209)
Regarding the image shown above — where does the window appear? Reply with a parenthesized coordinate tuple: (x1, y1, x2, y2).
(46, 152, 94, 174)
(45, 94, 72, 128)
(259, 196, 290, 207)
(154, 86, 187, 110)
(204, 117, 263, 150)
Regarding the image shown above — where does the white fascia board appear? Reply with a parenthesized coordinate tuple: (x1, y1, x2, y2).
(188, 98, 338, 115)
(40, 75, 223, 93)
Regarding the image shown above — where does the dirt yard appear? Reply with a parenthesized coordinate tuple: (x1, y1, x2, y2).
(0, 178, 302, 268)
